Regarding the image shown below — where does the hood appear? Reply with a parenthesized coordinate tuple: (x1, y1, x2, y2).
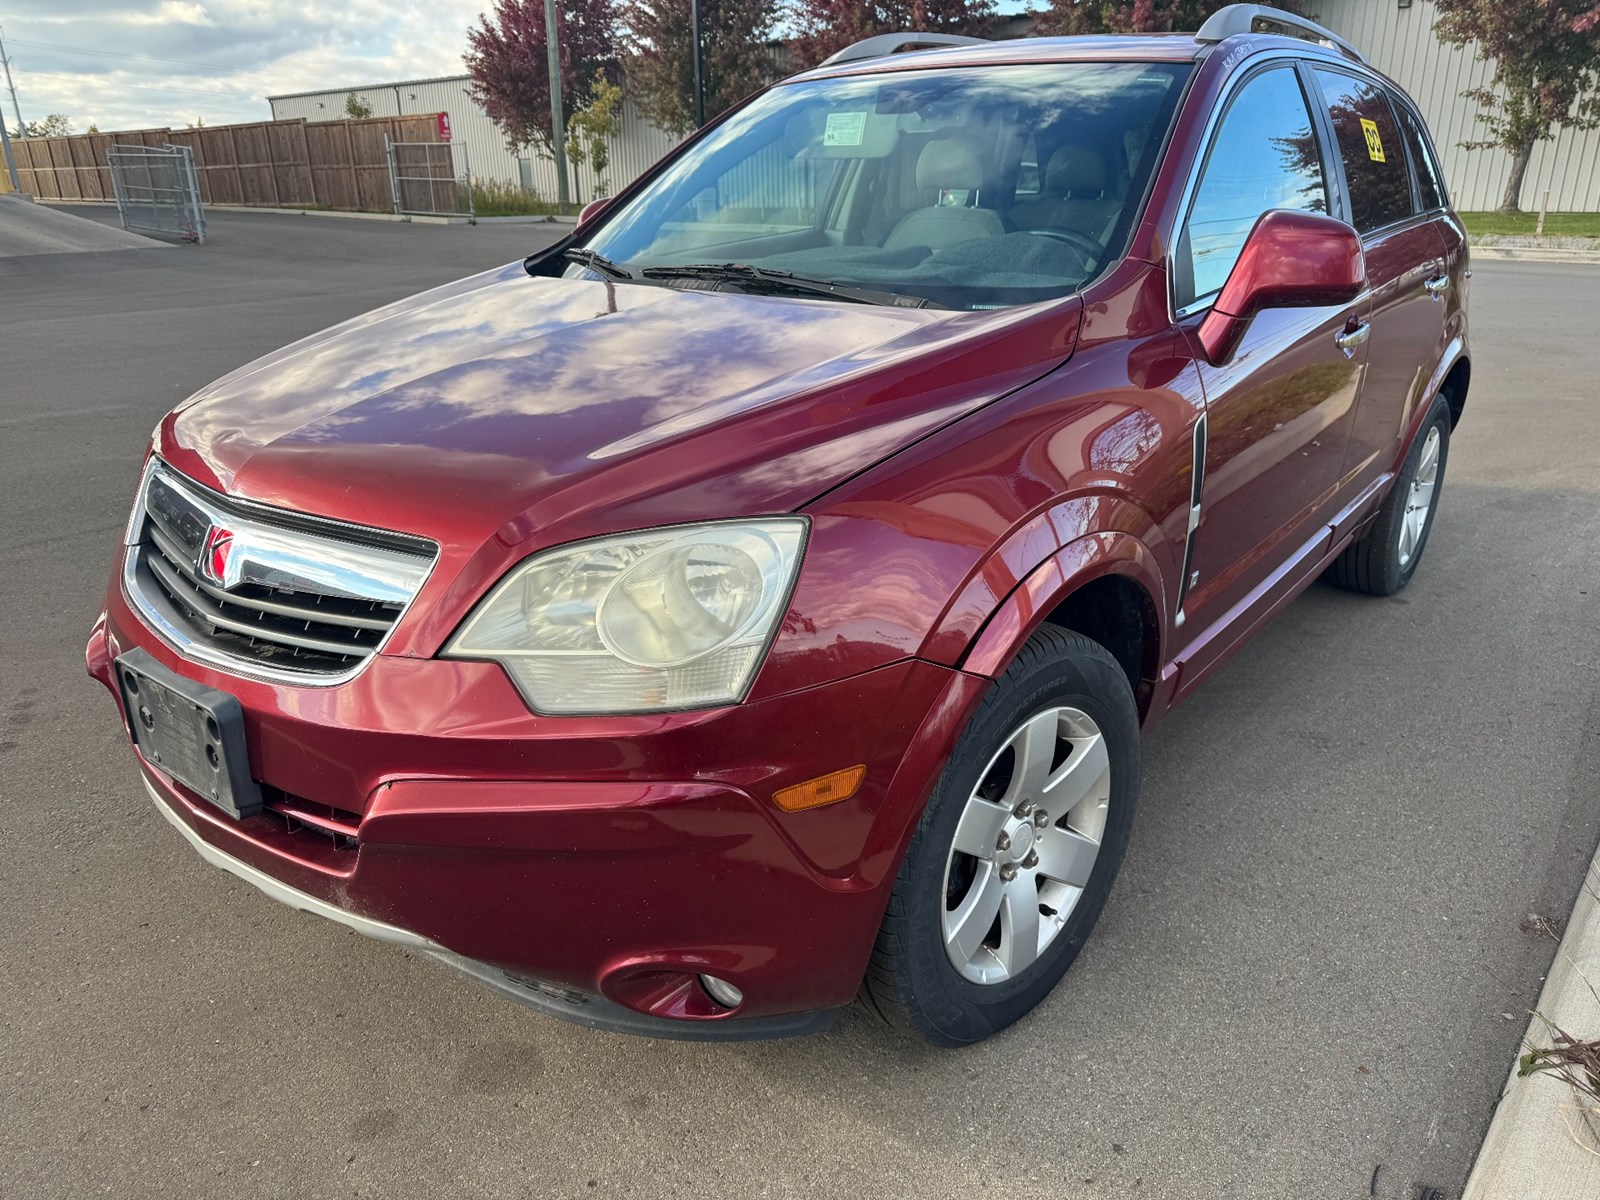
(161, 263, 1080, 550)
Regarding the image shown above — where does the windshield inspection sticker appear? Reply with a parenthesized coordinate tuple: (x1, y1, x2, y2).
(1360, 118, 1387, 163)
(824, 111, 868, 147)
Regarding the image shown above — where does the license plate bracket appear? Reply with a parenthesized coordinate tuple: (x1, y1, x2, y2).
(115, 648, 263, 819)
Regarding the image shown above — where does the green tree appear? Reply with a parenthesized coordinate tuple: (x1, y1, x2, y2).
(1433, 0, 1600, 213)
(565, 72, 624, 198)
(11, 113, 71, 138)
(623, 0, 783, 135)
(344, 92, 375, 120)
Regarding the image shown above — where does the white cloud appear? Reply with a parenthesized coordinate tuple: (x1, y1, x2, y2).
(3, 1, 487, 133)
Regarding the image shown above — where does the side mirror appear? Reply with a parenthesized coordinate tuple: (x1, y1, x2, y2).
(1196, 210, 1366, 365)
(577, 196, 614, 227)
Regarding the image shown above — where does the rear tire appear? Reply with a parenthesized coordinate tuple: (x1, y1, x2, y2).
(863, 626, 1138, 1046)
(1325, 393, 1451, 596)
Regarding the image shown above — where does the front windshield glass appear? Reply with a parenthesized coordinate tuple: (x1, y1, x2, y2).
(578, 61, 1190, 310)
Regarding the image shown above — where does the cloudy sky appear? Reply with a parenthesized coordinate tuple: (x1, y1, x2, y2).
(2, 1, 489, 133)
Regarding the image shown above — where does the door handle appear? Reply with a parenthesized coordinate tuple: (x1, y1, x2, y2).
(1424, 274, 1451, 296)
(1335, 321, 1371, 355)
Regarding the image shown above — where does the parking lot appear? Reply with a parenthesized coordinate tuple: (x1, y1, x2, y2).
(2, 208, 1597, 1198)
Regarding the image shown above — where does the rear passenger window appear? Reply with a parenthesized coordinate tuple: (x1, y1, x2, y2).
(1394, 100, 1446, 211)
(1312, 70, 1415, 232)
(1177, 67, 1328, 310)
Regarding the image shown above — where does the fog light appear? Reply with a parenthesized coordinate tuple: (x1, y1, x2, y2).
(698, 974, 744, 1008)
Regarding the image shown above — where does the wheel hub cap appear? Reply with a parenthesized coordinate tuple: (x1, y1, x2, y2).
(941, 705, 1112, 986)
(1000, 820, 1034, 861)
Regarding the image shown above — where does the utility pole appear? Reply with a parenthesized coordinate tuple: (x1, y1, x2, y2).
(690, 0, 705, 127)
(543, 0, 570, 210)
(0, 117, 20, 193)
(0, 26, 25, 137)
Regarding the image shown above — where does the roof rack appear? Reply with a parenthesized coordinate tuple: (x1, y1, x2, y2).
(1195, 4, 1366, 64)
(819, 32, 989, 68)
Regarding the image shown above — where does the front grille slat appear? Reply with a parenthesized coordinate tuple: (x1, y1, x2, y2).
(145, 551, 379, 658)
(125, 463, 436, 681)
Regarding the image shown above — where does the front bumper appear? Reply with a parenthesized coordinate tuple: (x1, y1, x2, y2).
(89, 585, 990, 1037)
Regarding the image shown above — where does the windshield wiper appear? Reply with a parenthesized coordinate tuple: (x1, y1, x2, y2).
(638, 262, 941, 309)
(562, 246, 635, 280)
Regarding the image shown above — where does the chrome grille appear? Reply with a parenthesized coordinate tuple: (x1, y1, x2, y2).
(124, 462, 437, 682)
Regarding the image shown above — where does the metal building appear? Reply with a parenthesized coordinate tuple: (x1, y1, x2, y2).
(267, 75, 679, 205)
(1313, 1, 1599, 212)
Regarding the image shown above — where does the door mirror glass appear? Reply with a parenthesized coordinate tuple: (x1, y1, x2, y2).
(1197, 209, 1366, 364)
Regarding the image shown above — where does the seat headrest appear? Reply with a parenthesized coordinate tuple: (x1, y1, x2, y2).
(1045, 145, 1109, 196)
(915, 138, 986, 192)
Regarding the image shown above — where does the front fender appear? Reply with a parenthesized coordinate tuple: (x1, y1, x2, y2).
(956, 530, 1169, 682)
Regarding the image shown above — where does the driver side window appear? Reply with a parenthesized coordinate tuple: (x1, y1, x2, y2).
(1176, 67, 1329, 311)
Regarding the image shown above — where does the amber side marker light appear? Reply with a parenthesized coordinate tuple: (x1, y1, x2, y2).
(773, 765, 867, 813)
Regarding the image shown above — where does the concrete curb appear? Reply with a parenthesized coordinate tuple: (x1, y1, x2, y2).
(35, 199, 579, 226)
(1463, 850, 1600, 1199)
(1470, 247, 1600, 264)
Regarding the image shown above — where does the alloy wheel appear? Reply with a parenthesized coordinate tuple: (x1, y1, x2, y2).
(1397, 425, 1441, 568)
(941, 706, 1112, 985)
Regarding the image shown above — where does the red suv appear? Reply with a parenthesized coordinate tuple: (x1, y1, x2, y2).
(88, 5, 1468, 1044)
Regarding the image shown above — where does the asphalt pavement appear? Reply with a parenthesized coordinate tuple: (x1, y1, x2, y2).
(2, 208, 1597, 1199)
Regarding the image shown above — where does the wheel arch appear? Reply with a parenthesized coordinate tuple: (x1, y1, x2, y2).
(960, 531, 1167, 722)
(1438, 354, 1470, 429)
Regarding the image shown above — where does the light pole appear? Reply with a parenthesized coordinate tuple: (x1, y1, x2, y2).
(543, 0, 571, 209)
(0, 26, 25, 137)
(0, 117, 20, 193)
(690, 0, 705, 127)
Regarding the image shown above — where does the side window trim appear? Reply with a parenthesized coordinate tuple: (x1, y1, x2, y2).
(1293, 59, 1352, 227)
(1170, 57, 1333, 319)
(1304, 63, 1422, 239)
(1390, 91, 1449, 212)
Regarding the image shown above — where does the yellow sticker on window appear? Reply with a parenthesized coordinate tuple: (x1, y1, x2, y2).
(1360, 118, 1386, 163)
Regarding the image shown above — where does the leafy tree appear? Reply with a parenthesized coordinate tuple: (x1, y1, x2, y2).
(1033, 0, 1238, 36)
(465, 0, 621, 157)
(565, 72, 624, 197)
(344, 92, 375, 120)
(788, 0, 998, 70)
(1433, 0, 1600, 213)
(10, 113, 71, 138)
(623, 0, 783, 135)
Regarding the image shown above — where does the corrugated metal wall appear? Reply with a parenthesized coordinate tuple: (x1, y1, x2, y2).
(1313, 0, 1600, 211)
(268, 75, 681, 205)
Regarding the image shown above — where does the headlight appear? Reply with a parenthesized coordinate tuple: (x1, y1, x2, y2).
(442, 520, 807, 714)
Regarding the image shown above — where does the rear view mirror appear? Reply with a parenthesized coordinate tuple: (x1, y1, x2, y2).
(1197, 210, 1366, 365)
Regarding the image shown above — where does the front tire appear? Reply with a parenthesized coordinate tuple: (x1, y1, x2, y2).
(1325, 393, 1451, 596)
(863, 626, 1139, 1046)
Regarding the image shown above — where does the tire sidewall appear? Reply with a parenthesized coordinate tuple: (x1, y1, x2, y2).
(895, 634, 1139, 1042)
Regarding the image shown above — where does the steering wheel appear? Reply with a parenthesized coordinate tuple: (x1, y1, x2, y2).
(1022, 228, 1104, 266)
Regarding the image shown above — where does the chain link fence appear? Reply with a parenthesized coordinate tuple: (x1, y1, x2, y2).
(386, 139, 473, 219)
(107, 143, 205, 244)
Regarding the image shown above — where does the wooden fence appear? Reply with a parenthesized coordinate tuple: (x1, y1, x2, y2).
(11, 114, 444, 213)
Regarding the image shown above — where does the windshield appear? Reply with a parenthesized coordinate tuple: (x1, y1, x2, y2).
(576, 61, 1190, 310)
